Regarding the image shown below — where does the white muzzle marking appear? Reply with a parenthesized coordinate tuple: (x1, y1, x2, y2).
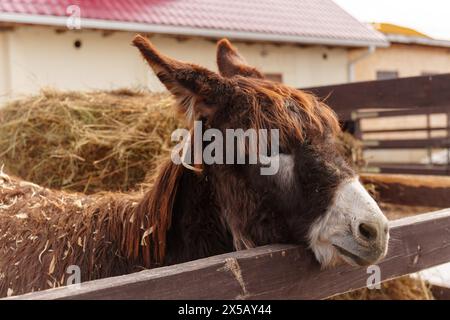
(308, 177, 389, 268)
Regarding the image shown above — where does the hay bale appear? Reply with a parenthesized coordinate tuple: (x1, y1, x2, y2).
(336, 131, 366, 170)
(0, 88, 183, 194)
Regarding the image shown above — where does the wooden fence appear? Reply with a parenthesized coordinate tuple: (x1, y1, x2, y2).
(6, 207, 450, 300)
(307, 73, 450, 176)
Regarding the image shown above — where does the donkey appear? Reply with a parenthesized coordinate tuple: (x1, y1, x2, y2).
(0, 35, 389, 297)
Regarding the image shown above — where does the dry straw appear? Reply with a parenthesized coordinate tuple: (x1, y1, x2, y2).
(0, 88, 183, 194)
(331, 276, 434, 300)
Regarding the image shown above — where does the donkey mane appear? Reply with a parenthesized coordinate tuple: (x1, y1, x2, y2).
(130, 160, 184, 267)
(224, 77, 340, 148)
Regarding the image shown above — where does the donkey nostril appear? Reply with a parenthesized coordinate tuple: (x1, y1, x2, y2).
(358, 223, 378, 241)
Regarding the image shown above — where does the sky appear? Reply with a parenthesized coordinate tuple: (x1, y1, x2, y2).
(334, 0, 450, 40)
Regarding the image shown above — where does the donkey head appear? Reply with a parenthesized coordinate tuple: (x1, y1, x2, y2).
(133, 35, 389, 268)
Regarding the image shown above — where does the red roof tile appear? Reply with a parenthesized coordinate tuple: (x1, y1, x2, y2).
(0, 0, 387, 46)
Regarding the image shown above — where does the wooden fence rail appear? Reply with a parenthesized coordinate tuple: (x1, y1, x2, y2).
(6, 208, 450, 300)
(306, 73, 450, 121)
(307, 74, 450, 176)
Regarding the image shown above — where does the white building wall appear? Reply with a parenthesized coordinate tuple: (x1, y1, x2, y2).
(4, 26, 149, 97)
(0, 32, 11, 100)
(0, 26, 349, 102)
(145, 35, 349, 92)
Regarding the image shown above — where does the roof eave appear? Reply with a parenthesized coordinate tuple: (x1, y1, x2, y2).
(386, 34, 450, 48)
(0, 12, 389, 48)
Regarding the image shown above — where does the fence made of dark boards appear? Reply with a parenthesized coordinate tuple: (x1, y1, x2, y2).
(5, 208, 450, 300)
(306, 74, 450, 176)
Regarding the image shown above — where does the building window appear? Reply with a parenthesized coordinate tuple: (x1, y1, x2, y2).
(264, 73, 283, 83)
(376, 71, 398, 80)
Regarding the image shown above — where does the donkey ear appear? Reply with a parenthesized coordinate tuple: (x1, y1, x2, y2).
(217, 39, 264, 79)
(133, 35, 234, 121)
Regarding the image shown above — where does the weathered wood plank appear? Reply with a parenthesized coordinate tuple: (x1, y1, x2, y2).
(362, 138, 450, 149)
(365, 163, 449, 176)
(305, 73, 450, 120)
(6, 208, 450, 300)
(431, 285, 450, 300)
(362, 126, 448, 134)
(361, 173, 450, 207)
(355, 106, 450, 119)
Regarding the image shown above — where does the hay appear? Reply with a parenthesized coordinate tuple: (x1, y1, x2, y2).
(0, 88, 183, 194)
(330, 276, 434, 300)
(336, 131, 366, 170)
